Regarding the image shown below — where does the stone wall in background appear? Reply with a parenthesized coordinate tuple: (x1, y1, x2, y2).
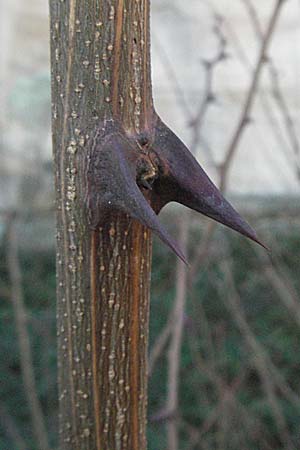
(0, 0, 299, 210)
(152, 0, 300, 195)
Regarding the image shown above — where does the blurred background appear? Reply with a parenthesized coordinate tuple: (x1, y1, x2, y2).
(0, 0, 300, 449)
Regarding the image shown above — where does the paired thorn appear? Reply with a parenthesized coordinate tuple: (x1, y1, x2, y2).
(86, 120, 187, 263)
(86, 117, 267, 264)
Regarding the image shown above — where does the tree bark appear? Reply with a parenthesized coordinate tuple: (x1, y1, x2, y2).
(49, 2, 268, 449)
(49, 1, 153, 449)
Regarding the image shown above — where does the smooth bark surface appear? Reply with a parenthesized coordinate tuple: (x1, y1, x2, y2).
(49, 1, 153, 449)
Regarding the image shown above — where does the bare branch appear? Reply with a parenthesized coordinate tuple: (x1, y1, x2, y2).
(148, 318, 172, 377)
(241, 0, 300, 179)
(187, 331, 272, 448)
(189, 15, 228, 160)
(6, 216, 51, 450)
(190, 0, 286, 275)
(219, 257, 296, 449)
(0, 404, 27, 450)
(254, 246, 300, 328)
(199, 3, 298, 179)
(166, 218, 188, 450)
(220, 0, 286, 190)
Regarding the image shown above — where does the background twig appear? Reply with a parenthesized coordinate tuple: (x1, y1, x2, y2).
(6, 216, 51, 450)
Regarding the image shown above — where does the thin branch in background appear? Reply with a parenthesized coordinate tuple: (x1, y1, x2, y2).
(156, 0, 283, 272)
(0, 286, 11, 300)
(254, 246, 300, 328)
(188, 14, 228, 160)
(218, 257, 296, 450)
(0, 404, 27, 450)
(265, 264, 300, 325)
(6, 216, 51, 450)
(215, 243, 300, 411)
(153, 15, 229, 448)
(164, 17, 227, 443)
(219, 0, 286, 190)
(189, 0, 286, 276)
(190, 359, 247, 440)
(188, 221, 216, 285)
(151, 3, 294, 449)
(155, 14, 228, 161)
(187, 330, 272, 449)
(166, 217, 188, 450)
(241, 0, 300, 179)
(216, 9, 297, 177)
(148, 317, 172, 377)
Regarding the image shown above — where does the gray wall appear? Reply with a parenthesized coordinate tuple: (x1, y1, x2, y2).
(1, 0, 299, 210)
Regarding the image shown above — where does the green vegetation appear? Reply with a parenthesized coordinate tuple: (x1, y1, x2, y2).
(1, 217, 299, 449)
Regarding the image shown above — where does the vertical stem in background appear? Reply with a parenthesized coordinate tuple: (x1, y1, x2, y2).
(188, 0, 285, 276)
(49, 1, 153, 449)
(6, 219, 50, 450)
(0, 405, 27, 450)
(166, 218, 188, 450)
(220, 0, 285, 191)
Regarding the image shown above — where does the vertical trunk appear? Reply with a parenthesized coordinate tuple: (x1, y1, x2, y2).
(49, 1, 153, 449)
(49, 2, 265, 448)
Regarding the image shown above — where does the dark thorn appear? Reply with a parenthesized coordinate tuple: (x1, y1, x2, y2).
(151, 117, 267, 251)
(86, 122, 188, 264)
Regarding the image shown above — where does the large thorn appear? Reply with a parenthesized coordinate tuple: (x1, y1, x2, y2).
(152, 118, 267, 249)
(86, 121, 188, 263)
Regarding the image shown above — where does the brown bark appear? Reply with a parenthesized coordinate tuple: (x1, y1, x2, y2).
(49, 1, 153, 449)
(49, 1, 267, 448)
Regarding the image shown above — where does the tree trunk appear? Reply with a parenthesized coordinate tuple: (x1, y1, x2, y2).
(49, 1, 153, 449)
(49, 1, 267, 449)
